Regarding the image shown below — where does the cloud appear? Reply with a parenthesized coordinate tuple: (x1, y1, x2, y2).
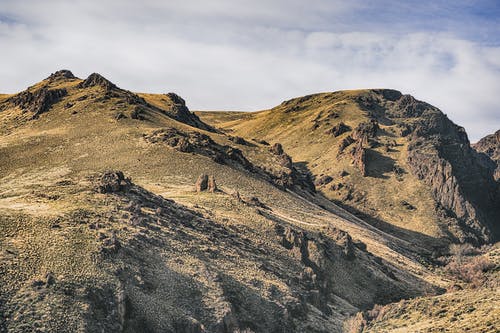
(0, 0, 499, 141)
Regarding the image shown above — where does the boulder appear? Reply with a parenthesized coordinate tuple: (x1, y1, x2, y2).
(196, 174, 209, 192)
(94, 171, 131, 193)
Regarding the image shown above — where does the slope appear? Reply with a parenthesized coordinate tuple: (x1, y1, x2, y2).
(198, 90, 500, 246)
(0, 71, 448, 332)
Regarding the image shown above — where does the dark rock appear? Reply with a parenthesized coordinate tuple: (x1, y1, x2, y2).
(473, 129, 500, 180)
(130, 105, 145, 120)
(253, 139, 270, 146)
(374, 89, 402, 101)
(338, 135, 355, 154)
(7, 86, 67, 119)
(339, 170, 349, 177)
(94, 171, 132, 193)
(78, 73, 117, 91)
(270, 143, 284, 155)
(64, 102, 74, 109)
(352, 120, 379, 145)
(46, 69, 76, 81)
(315, 175, 333, 186)
(400, 200, 416, 210)
(350, 141, 367, 176)
(326, 122, 351, 137)
(162, 92, 215, 132)
(228, 136, 247, 145)
(277, 154, 293, 169)
(196, 174, 209, 192)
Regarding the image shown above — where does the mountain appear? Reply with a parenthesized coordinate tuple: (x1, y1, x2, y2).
(473, 130, 500, 180)
(198, 90, 500, 246)
(0, 71, 498, 333)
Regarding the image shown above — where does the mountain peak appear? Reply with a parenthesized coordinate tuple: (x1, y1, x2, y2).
(46, 69, 76, 82)
(78, 72, 117, 91)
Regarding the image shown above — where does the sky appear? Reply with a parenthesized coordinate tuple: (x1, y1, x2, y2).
(0, 1, 499, 141)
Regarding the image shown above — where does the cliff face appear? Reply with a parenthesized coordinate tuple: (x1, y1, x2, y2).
(202, 89, 500, 246)
(366, 91, 500, 244)
(473, 130, 500, 180)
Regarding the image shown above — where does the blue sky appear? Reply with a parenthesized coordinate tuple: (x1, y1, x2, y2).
(0, 0, 499, 141)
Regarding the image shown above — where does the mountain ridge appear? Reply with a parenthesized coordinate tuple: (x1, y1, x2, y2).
(0, 70, 498, 332)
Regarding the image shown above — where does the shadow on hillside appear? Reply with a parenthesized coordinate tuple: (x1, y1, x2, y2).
(327, 198, 451, 258)
(365, 149, 396, 179)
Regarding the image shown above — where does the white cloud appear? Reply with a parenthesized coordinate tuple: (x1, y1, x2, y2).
(0, 0, 499, 141)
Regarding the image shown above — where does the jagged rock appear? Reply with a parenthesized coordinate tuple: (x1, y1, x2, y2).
(78, 73, 117, 91)
(352, 120, 379, 145)
(325, 227, 355, 259)
(196, 174, 209, 192)
(338, 135, 355, 154)
(270, 143, 284, 155)
(94, 171, 131, 193)
(473, 129, 500, 180)
(326, 122, 351, 137)
(351, 141, 367, 176)
(130, 105, 145, 120)
(339, 170, 349, 177)
(7, 87, 67, 118)
(277, 154, 293, 169)
(228, 136, 247, 145)
(208, 175, 217, 193)
(253, 139, 270, 146)
(315, 175, 333, 186)
(474, 130, 500, 161)
(46, 69, 76, 81)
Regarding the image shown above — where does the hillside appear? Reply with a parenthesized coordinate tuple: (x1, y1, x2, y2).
(0, 71, 498, 332)
(474, 130, 500, 180)
(198, 90, 500, 247)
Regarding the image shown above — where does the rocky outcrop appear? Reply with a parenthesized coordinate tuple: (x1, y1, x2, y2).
(352, 120, 379, 145)
(350, 141, 367, 177)
(78, 73, 117, 91)
(473, 130, 500, 160)
(473, 130, 500, 180)
(270, 143, 284, 155)
(326, 122, 351, 137)
(362, 90, 500, 244)
(162, 92, 215, 132)
(93, 171, 132, 193)
(208, 175, 217, 193)
(195, 174, 209, 192)
(338, 135, 355, 154)
(5, 86, 67, 119)
(315, 175, 333, 187)
(46, 69, 76, 82)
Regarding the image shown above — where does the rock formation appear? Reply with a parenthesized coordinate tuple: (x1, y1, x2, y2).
(5, 86, 67, 119)
(473, 130, 500, 180)
(195, 174, 209, 192)
(78, 72, 117, 91)
(208, 175, 217, 193)
(94, 170, 132, 193)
